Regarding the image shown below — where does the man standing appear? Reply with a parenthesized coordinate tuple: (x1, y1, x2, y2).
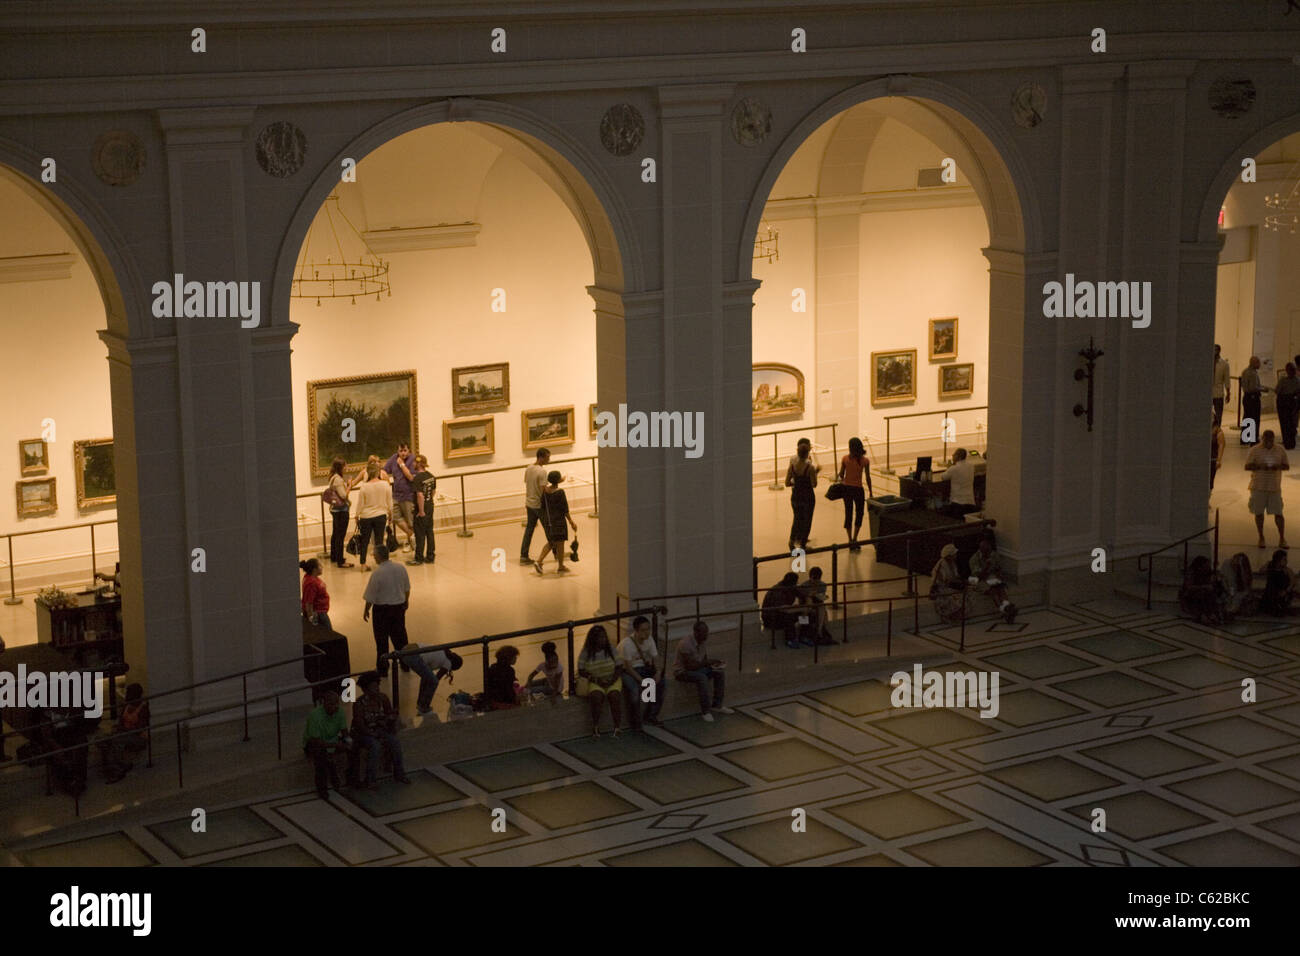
(1213, 345, 1231, 427)
(1241, 356, 1270, 445)
(519, 447, 551, 565)
(408, 454, 436, 566)
(1246, 429, 1290, 550)
(363, 545, 410, 677)
(943, 448, 978, 517)
(1277, 364, 1300, 450)
(383, 442, 418, 551)
(672, 620, 733, 723)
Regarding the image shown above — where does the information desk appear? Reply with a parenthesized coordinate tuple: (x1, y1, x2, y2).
(872, 507, 988, 576)
(35, 592, 125, 672)
(898, 471, 987, 507)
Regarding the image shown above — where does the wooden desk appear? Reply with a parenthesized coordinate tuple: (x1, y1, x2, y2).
(873, 508, 986, 575)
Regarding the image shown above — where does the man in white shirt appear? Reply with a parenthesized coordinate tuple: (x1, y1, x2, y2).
(519, 447, 551, 564)
(1246, 429, 1290, 549)
(943, 448, 978, 517)
(618, 616, 663, 728)
(362, 546, 411, 678)
(1213, 344, 1231, 426)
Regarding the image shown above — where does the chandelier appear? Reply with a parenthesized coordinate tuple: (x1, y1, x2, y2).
(753, 219, 779, 263)
(1264, 168, 1300, 233)
(292, 193, 391, 304)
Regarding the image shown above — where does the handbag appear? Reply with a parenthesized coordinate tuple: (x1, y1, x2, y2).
(385, 525, 399, 552)
(825, 481, 845, 501)
(322, 485, 346, 508)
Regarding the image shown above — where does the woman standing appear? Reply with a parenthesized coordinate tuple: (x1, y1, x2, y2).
(355, 462, 392, 572)
(785, 438, 819, 551)
(929, 543, 967, 624)
(535, 470, 578, 575)
(578, 624, 623, 737)
(837, 437, 873, 551)
(1210, 413, 1225, 490)
(300, 558, 333, 631)
(325, 458, 354, 569)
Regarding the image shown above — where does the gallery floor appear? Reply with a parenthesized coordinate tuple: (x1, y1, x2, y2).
(7, 590, 1300, 866)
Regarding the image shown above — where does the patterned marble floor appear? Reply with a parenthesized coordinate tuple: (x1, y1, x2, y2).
(13, 597, 1300, 866)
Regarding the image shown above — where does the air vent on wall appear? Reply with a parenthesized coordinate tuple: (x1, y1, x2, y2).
(916, 167, 946, 188)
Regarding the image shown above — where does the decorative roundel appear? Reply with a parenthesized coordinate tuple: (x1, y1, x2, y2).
(1011, 82, 1047, 129)
(255, 121, 308, 178)
(600, 104, 645, 156)
(91, 130, 146, 186)
(731, 97, 772, 147)
(1208, 76, 1256, 119)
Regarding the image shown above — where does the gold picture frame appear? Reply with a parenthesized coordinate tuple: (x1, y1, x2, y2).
(73, 438, 116, 508)
(19, 438, 48, 476)
(442, 416, 495, 460)
(870, 349, 917, 406)
(522, 406, 575, 451)
(752, 363, 805, 420)
(589, 403, 599, 438)
(16, 477, 57, 518)
(928, 317, 958, 361)
(451, 362, 510, 414)
(307, 370, 418, 478)
(939, 363, 975, 399)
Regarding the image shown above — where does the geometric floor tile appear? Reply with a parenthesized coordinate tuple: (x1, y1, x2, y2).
(827, 791, 967, 840)
(1165, 770, 1300, 816)
(553, 733, 681, 770)
(993, 689, 1086, 727)
(658, 712, 776, 748)
(18, 831, 155, 868)
(1104, 714, 1153, 729)
(988, 756, 1121, 802)
(602, 839, 740, 867)
(872, 709, 998, 747)
(613, 759, 747, 805)
(761, 702, 891, 754)
(833, 852, 905, 866)
(1052, 672, 1175, 708)
(447, 748, 576, 792)
(391, 805, 526, 857)
(1260, 752, 1300, 783)
(1171, 716, 1298, 757)
(904, 828, 1053, 866)
(716, 816, 862, 865)
(1157, 829, 1300, 866)
(1137, 655, 1248, 689)
(1065, 631, 1173, 662)
(1081, 736, 1215, 779)
(346, 770, 466, 816)
(717, 738, 843, 781)
(202, 843, 325, 867)
(1064, 791, 1211, 840)
(147, 806, 283, 858)
(1262, 701, 1300, 730)
(1256, 810, 1300, 844)
(877, 755, 951, 781)
(807, 680, 896, 717)
(650, 813, 705, 830)
(504, 780, 639, 830)
(985, 646, 1096, 679)
(1080, 843, 1130, 866)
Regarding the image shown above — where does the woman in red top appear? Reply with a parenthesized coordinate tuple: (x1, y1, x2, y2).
(300, 558, 332, 631)
(837, 437, 873, 552)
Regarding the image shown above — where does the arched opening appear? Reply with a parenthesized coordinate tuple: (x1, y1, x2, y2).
(276, 111, 631, 717)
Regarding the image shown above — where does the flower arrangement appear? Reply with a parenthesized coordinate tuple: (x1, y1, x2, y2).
(35, 586, 78, 609)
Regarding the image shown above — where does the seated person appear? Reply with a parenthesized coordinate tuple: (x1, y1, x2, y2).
(100, 682, 150, 783)
(797, 567, 833, 644)
(762, 571, 803, 648)
(350, 671, 409, 787)
(1260, 550, 1296, 616)
(929, 544, 967, 624)
(618, 618, 663, 729)
(1179, 555, 1228, 625)
(302, 689, 350, 800)
(395, 644, 463, 716)
(968, 533, 1017, 623)
(523, 640, 565, 703)
(485, 645, 522, 710)
(578, 625, 623, 737)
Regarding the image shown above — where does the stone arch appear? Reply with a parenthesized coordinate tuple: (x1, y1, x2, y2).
(1195, 112, 1300, 243)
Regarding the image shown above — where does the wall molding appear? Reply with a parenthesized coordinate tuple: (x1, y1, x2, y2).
(764, 186, 980, 221)
(362, 222, 481, 253)
(0, 252, 75, 283)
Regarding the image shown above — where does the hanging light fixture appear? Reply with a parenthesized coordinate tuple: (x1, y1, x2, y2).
(753, 218, 780, 263)
(292, 193, 391, 304)
(1264, 161, 1300, 234)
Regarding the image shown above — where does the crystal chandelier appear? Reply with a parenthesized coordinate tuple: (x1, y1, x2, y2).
(292, 193, 392, 304)
(1264, 169, 1300, 233)
(753, 219, 779, 263)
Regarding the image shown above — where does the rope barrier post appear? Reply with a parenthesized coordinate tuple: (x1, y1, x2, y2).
(831, 547, 838, 613)
(770, 433, 782, 490)
(89, 523, 97, 589)
(242, 674, 250, 742)
(588, 457, 599, 518)
(458, 476, 473, 538)
(4, 535, 20, 605)
(831, 424, 838, 469)
(842, 595, 848, 644)
(886, 417, 891, 473)
(318, 498, 329, 558)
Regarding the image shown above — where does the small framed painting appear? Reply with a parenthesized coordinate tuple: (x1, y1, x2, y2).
(939, 363, 975, 399)
(928, 317, 958, 361)
(19, 438, 48, 476)
(451, 363, 509, 414)
(443, 416, 495, 460)
(74, 438, 116, 508)
(871, 349, 917, 406)
(17, 477, 57, 518)
(589, 403, 599, 438)
(522, 406, 575, 451)
(752, 363, 805, 420)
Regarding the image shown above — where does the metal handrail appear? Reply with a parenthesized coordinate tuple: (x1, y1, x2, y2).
(1136, 509, 1220, 610)
(752, 422, 839, 491)
(2, 520, 118, 606)
(882, 405, 988, 473)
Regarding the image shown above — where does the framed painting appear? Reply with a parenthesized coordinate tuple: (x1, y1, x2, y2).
(451, 362, 509, 414)
(871, 349, 917, 406)
(443, 416, 495, 460)
(752, 363, 805, 420)
(589, 403, 599, 438)
(522, 406, 575, 451)
(16, 477, 57, 518)
(19, 438, 48, 476)
(308, 370, 418, 478)
(939, 362, 975, 399)
(928, 317, 958, 361)
(74, 438, 116, 508)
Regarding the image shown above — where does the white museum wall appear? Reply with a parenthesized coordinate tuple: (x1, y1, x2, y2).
(0, 179, 118, 586)
(290, 146, 599, 533)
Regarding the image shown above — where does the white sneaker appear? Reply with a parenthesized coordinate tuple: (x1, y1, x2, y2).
(701, 713, 715, 723)
(713, 706, 735, 715)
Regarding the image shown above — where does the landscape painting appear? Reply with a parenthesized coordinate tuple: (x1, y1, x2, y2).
(308, 370, 418, 477)
(939, 362, 975, 399)
(522, 406, 575, 450)
(752, 363, 805, 420)
(929, 317, 958, 361)
(20, 438, 48, 476)
(452, 363, 509, 414)
(443, 416, 495, 460)
(74, 438, 116, 508)
(871, 349, 917, 406)
(16, 477, 56, 518)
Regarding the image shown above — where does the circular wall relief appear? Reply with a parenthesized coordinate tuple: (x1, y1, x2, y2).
(1011, 82, 1047, 129)
(255, 121, 307, 178)
(1208, 76, 1256, 119)
(600, 104, 644, 156)
(92, 130, 146, 186)
(731, 97, 772, 147)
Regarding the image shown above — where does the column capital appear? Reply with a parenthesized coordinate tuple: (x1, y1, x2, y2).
(657, 83, 735, 119)
(98, 329, 177, 368)
(155, 107, 258, 147)
(1179, 239, 1225, 266)
(250, 322, 298, 351)
(722, 278, 762, 302)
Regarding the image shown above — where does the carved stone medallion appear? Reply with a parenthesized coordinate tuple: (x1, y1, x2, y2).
(731, 97, 772, 147)
(1011, 82, 1047, 129)
(255, 121, 307, 178)
(600, 104, 644, 156)
(1208, 76, 1256, 119)
(92, 130, 146, 186)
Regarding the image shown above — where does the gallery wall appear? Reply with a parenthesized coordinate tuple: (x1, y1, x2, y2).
(0, 177, 118, 580)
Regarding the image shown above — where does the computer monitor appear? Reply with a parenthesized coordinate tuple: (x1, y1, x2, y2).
(916, 456, 932, 477)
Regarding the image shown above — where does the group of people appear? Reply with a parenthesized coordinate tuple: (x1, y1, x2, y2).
(325, 442, 438, 571)
(1180, 549, 1300, 625)
(783, 436, 876, 552)
(761, 568, 833, 648)
(519, 447, 579, 574)
(929, 533, 1018, 625)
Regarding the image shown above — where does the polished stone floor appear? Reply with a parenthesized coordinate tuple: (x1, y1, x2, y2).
(12, 593, 1300, 866)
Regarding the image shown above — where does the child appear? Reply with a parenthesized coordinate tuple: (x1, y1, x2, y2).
(523, 640, 565, 704)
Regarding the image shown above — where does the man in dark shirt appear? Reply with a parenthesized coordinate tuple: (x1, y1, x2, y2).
(408, 455, 436, 565)
(349, 672, 410, 787)
(383, 442, 418, 551)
